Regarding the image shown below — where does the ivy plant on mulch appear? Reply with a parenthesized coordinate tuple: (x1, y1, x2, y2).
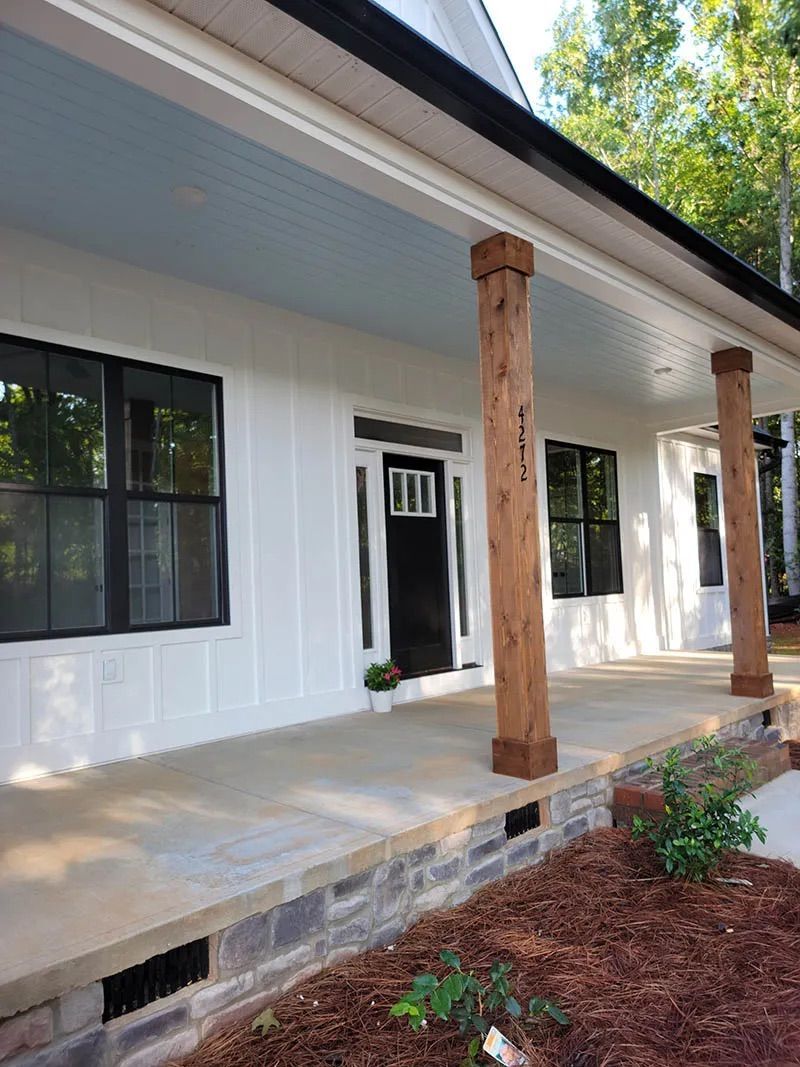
(176, 829, 800, 1067)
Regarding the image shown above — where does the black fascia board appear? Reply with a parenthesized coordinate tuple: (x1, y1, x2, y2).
(753, 428, 788, 449)
(264, 0, 800, 336)
(707, 424, 788, 448)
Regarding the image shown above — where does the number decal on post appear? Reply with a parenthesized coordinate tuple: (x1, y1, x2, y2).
(518, 404, 528, 482)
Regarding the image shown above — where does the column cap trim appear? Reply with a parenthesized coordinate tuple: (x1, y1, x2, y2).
(471, 232, 534, 279)
(711, 347, 753, 375)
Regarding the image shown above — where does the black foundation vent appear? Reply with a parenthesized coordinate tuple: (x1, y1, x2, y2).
(102, 937, 209, 1022)
(504, 801, 541, 840)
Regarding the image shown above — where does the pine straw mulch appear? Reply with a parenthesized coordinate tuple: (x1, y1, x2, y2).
(176, 829, 800, 1067)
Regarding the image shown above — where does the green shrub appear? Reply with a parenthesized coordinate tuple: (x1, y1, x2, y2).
(631, 735, 766, 882)
(389, 950, 567, 1065)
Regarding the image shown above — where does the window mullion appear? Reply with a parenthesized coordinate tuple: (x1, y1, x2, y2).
(580, 448, 591, 597)
(104, 359, 130, 632)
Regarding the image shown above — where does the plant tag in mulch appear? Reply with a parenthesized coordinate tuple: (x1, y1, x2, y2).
(483, 1026, 529, 1066)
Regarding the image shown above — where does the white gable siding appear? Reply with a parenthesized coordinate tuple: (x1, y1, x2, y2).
(372, 0, 528, 105)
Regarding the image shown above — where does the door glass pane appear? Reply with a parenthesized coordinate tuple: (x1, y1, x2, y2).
(547, 443, 582, 517)
(0, 346, 47, 484)
(549, 521, 584, 596)
(50, 496, 105, 629)
(585, 451, 618, 520)
(0, 491, 47, 632)
(587, 523, 623, 594)
(354, 416, 463, 452)
(48, 355, 105, 488)
(124, 368, 173, 492)
(128, 500, 173, 624)
(392, 470, 404, 513)
(406, 472, 418, 513)
(453, 476, 469, 636)
(172, 377, 217, 495)
(356, 466, 373, 649)
(420, 474, 432, 515)
(174, 503, 219, 621)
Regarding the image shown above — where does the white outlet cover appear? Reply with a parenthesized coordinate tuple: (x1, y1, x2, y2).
(101, 657, 123, 684)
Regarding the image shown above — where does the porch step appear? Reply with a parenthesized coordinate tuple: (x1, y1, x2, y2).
(612, 739, 790, 828)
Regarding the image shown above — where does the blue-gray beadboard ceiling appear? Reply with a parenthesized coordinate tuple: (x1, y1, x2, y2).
(0, 29, 768, 414)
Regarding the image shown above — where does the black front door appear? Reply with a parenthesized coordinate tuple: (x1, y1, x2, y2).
(383, 453, 453, 677)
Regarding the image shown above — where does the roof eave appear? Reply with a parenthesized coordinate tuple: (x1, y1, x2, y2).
(264, 0, 800, 337)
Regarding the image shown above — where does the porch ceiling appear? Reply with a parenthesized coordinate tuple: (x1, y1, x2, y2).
(0, 29, 791, 427)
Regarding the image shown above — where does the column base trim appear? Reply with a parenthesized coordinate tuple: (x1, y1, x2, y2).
(492, 735, 558, 780)
(730, 672, 774, 698)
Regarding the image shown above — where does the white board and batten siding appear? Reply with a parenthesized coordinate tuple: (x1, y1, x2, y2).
(0, 225, 487, 782)
(0, 226, 732, 782)
(658, 436, 732, 651)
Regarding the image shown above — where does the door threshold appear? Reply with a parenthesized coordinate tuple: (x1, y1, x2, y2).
(402, 663, 481, 681)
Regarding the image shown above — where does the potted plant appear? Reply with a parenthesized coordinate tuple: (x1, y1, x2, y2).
(364, 659, 402, 713)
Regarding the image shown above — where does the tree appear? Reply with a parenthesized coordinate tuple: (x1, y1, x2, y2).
(539, 0, 800, 597)
(539, 0, 691, 202)
(688, 0, 800, 589)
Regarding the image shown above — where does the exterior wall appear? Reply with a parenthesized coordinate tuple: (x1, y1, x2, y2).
(536, 403, 664, 671)
(372, 0, 527, 107)
(0, 226, 668, 783)
(657, 435, 732, 651)
(376, 0, 462, 54)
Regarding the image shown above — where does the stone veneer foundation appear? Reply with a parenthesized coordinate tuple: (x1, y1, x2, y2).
(0, 708, 787, 1067)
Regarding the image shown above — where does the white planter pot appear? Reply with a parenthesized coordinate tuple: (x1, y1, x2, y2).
(369, 689, 394, 713)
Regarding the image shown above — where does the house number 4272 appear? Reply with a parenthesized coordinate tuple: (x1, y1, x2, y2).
(518, 404, 528, 482)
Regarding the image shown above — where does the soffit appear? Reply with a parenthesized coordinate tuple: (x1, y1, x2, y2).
(0, 27, 791, 430)
(145, 0, 800, 361)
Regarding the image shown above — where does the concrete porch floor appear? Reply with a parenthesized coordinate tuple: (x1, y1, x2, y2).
(2, 650, 800, 1019)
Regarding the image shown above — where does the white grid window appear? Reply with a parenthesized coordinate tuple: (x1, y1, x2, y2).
(389, 468, 436, 517)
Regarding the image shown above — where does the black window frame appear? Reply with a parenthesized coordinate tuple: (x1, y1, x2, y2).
(545, 439, 624, 600)
(694, 471, 724, 588)
(0, 333, 229, 643)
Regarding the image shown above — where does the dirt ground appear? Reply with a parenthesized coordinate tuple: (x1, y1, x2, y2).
(176, 829, 800, 1067)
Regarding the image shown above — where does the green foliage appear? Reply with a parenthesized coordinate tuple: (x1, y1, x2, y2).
(364, 659, 401, 691)
(631, 735, 767, 881)
(390, 950, 568, 1063)
(539, 0, 690, 201)
(251, 1007, 280, 1036)
(539, 0, 800, 292)
(528, 996, 570, 1027)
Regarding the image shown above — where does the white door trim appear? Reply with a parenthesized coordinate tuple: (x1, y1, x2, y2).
(349, 401, 483, 679)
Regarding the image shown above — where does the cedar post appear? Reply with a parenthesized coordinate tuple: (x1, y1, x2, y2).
(471, 232, 557, 779)
(711, 347, 773, 698)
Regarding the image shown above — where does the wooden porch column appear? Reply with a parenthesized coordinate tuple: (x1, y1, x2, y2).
(711, 347, 774, 698)
(471, 232, 557, 779)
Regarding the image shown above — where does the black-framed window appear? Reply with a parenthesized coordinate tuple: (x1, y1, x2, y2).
(545, 440, 623, 598)
(0, 335, 228, 640)
(694, 472, 723, 587)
